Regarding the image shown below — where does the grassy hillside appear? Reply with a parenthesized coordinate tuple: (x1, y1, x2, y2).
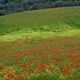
(0, 7, 80, 80)
(0, 7, 80, 41)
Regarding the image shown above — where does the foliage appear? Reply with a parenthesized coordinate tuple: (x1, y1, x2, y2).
(0, 0, 80, 15)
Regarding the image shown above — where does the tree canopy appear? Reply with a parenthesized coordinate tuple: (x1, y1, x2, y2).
(0, 0, 80, 15)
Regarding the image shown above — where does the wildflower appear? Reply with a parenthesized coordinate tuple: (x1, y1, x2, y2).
(22, 63, 27, 68)
(3, 67, 7, 71)
(70, 55, 78, 59)
(41, 54, 48, 58)
(45, 64, 51, 70)
(3, 75, 9, 80)
(32, 68, 36, 73)
(62, 66, 68, 74)
(16, 74, 21, 80)
(55, 61, 59, 65)
(27, 61, 32, 67)
(8, 72, 14, 78)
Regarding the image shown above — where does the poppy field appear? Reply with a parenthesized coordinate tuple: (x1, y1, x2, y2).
(0, 6, 80, 80)
(0, 36, 80, 80)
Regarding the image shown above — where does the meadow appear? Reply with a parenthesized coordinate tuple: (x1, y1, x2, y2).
(0, 7, 80, 80)
(0, 7, 80, 41)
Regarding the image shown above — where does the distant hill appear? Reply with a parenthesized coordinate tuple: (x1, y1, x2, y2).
(0, 7, 80, 41)
(0, 0, 80, 15)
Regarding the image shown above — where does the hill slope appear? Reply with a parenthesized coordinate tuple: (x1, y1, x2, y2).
(0, 7, 80, 41)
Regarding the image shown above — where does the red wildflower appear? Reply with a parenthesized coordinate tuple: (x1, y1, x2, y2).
(18, 66, 21, 70)
(8, 72, 14, 78)
(3, 67, 7, 70)
(62, 66, 68, 74)
(41, 54, 48, 58)
(22, 71, 30, 77)
(22, 63, 27, 68)
(55, 61, 59, 65)
(45, 64, 51, 70)
(41, 64, 46, 70)
(27, 61, 32, 67)
(3, 75, 9, 80)
(32, 68, 35, 73)
(16, 74, 21, 80)
(70, 55, 78, 59)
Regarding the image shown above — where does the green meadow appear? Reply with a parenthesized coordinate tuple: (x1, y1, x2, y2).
(0, 7, 80, 80)
(0, 7, 80, 41)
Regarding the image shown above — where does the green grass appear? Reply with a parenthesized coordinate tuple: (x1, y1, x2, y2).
(0, 7, 80, 80)
(0, 7, 80, 41)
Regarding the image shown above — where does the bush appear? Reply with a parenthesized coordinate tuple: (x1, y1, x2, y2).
(0, 0, 80, 15)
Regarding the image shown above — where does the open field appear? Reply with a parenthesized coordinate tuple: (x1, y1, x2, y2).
(0, 7, 80, 41)
(0, 36, 80, 80)
(0, 7, 80, 80)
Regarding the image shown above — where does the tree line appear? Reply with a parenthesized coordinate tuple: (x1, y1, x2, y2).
(0, 0, 80, 15)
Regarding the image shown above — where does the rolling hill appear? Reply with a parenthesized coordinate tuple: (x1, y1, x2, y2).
(0, 7, 80, 80)
(0, 6, 80, 41)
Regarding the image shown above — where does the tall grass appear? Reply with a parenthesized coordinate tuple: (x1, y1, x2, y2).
(0, 7, 80, 41)
(0, 7, 80, 35)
